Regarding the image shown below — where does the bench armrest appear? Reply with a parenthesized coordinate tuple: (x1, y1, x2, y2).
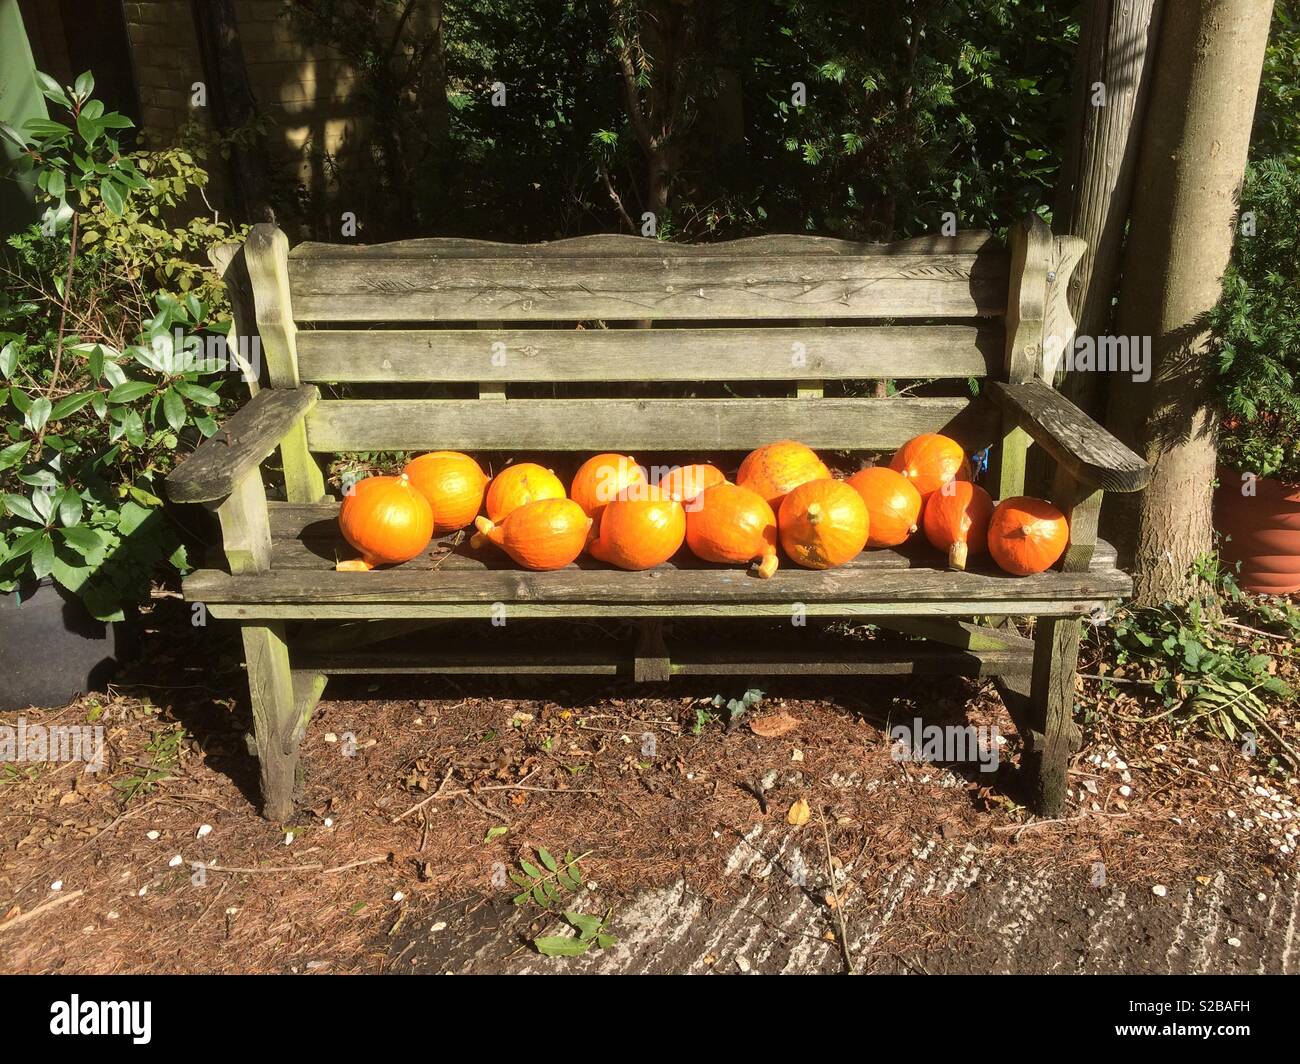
(166, 385, 320, 504)
(986, 379, 1149, 493)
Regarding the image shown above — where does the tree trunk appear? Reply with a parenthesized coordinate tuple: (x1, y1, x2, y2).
(189, 0, 274, 223)
(1052, 0, 1164, 419)
(1105, 0, 1274, 606)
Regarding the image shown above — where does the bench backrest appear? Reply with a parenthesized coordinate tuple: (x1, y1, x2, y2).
(242, 218, 1083, 478)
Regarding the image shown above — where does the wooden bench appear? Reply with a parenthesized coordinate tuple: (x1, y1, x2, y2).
(166, 216, 1149, 823)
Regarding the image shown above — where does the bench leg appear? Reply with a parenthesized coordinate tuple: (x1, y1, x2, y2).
(1025, 616, 1081, 816)
(242, 622, 300, 822)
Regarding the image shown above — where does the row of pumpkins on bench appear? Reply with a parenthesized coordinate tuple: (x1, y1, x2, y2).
(336, 435, 1071, 578)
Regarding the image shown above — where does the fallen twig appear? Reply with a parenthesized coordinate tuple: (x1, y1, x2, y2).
(0, 889, 84, 934)
(818, 809, 855, 975)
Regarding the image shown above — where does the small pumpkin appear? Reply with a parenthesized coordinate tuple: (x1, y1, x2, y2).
(889, 433, 970, 499)
(484, 462, 566, 523)
(570, 453, 648, 523)
(587, 491, 686, 571)
(846, 466, 922, 547)
(685, 482, 779, 578)
(737, 441, 831, 508)
(778, 479, 869, 570)
(404, 451, 489, 532)
(472, 498, 591, 570)
(337, 474, 434, 568)
(923, 481, 993, 571)
(988, 496, 1070, 575)
(657, 463, 726, 506)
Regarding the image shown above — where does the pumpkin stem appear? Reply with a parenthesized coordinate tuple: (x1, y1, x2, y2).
(948, 540, 969, 571)
(805, 502, 823, 526)
(470, 515, 496, 550)
(755, 549, 779, 580)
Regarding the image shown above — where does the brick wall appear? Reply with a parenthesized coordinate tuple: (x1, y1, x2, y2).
(122, 0, 365, 212)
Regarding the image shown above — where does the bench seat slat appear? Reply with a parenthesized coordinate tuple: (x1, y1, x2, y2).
(295, 324, 1001, 383)
(304, 396, 999, 452)
(287, 248, 1011, 322)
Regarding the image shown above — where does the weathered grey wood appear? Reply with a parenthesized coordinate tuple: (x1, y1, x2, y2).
(244, 224, 326, 503)
(304, 396, 999, 453)
(166, 385, 319, 504)
(986, 378, 1150, 492)
(1050, 468, 1104, 573)
(213, 469, 273, 573)
(296, 648, 623, 675)
(184, 562, 1130, 607)
(296, 324, 1001, 384)
(875, 617, 1034, 653)
(995, 214, 1054, 501)
(671, 644, 1029, 676)
(287, 244, 1012, 322)
(633, 620, 672, 682)
(283, 669, 328, 755)
(1042, 236, 1088, 381)
(193, 599, 1116, 621)
(242, 623, 300, 821)
(208, 242, 260, 396)
(288, 230, 1004, 260)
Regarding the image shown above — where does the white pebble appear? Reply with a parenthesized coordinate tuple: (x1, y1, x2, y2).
(284, 832, 294, 845)
(146, 830, 160, 840)
(392, 892, 405, 902)
(791, 749, 804, 762)
(1258, 893, 1267, 902)
(324, 733, 338, 743)
(50, 880, 63, 891)
(107, 911, 119, 920)
(1227, 937, 1241, 948)
(323, 817, 334, 828)
(1114, 759, 1127, 771)
(1119, 785, 1132, 798)
(197, 824, 212, 838)
(430, 921, 447, 932)
(168, 855, 183, 868)
(736, 956, 751, 973)
(1152, 884, 1168, 897)
(138, 886, 148, 897)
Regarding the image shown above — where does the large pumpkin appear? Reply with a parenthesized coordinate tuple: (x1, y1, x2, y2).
(778, 479, 869, 570)
(484, 463, 566, 523)
(889, 434, 970, 499)
(570, 453, 648, 523)
(685, 482, 779, 578)
(657, 463, 726, 506)
(988, 496, 1070, 575)
(737, 441, 831, 508)
(472, 498, 591, 570)
(846, 466, 922, 547)
(338, 474, 434, 567)
(587, 492, 686, 571)
(923, 481, 993, 571)
(404, 451, 489, 532)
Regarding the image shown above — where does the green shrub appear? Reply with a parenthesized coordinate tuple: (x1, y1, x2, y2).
(1210, 157, 1300, 482)
(0, 71, 245, 619)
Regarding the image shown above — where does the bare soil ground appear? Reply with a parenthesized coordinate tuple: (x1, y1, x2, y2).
(2, 599, 1297, 974)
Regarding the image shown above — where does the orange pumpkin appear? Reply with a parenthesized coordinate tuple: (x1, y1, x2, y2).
(404, 451, 489, 532)
(587, 492, 686, 571)
(472, 498, 591, 570)
(337, 474, 434, 568)
(570, 453, 648, 523)
(846, 466, 922, 547)
(484, 463, 566, 523)
(737, 441, 831, 508)
(889, 434, 970, 499)
(923, 481, 993, 571)
(685, 482, 779, 578)
(778, 479, 869, 570)
(657, 463, 726, 506)
(988, 496, 1070, 575)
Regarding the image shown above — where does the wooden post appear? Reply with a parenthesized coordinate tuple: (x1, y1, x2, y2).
(1025, 469, 1103, 814)
(214, 468, 314, 821)
(244, 224, 327, 503)
(993, 215, 1052, 502)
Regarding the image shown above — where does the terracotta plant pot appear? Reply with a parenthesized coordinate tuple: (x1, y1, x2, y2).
(1214, 466, 1300, 595)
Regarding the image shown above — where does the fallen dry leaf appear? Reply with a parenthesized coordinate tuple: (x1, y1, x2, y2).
(787, 798, 811, 826)
(750, 711, 800, 738)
